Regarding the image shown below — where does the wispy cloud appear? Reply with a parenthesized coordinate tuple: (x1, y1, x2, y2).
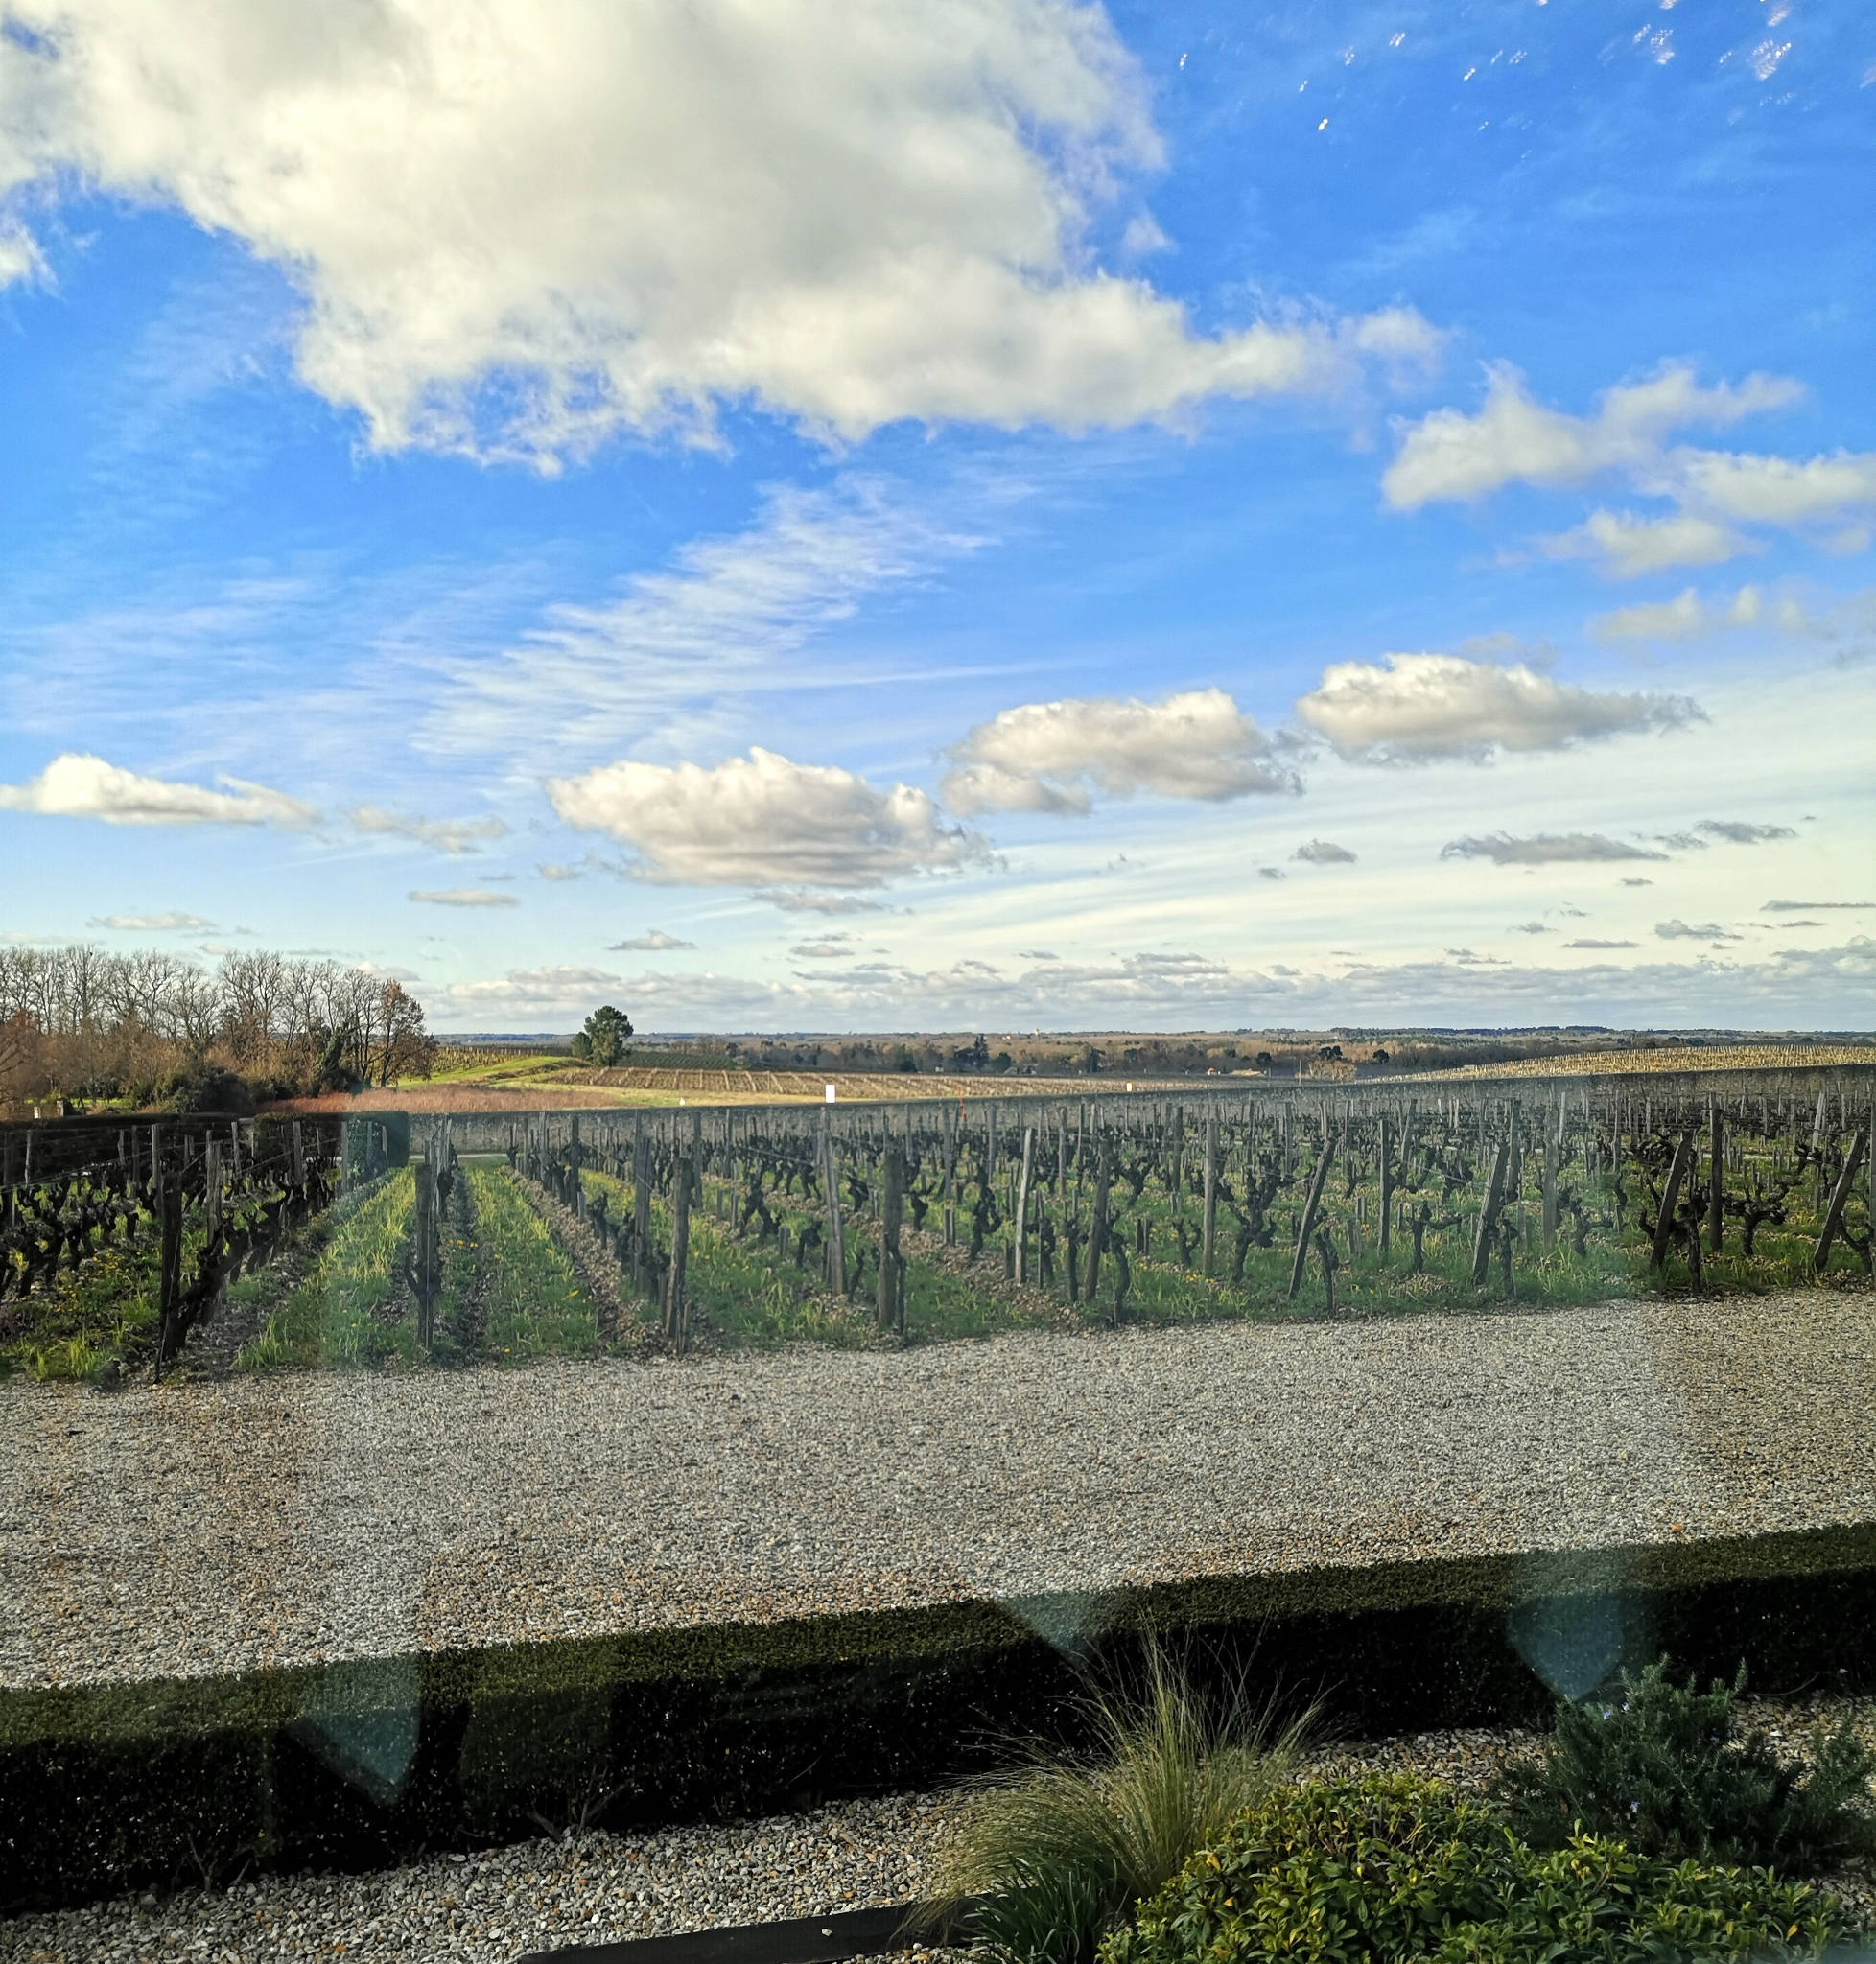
(410, 888, 520, 908)
(349, 806, 510, 854)
(87, 911, 216, 932)
(1442, 832, 1668, 865)
(434, 479, 988, 762)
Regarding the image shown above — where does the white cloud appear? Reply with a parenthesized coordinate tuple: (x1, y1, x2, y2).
(1677, 450, 1876, 526)
(1442, 832, 1669, 865)
(1293, 654, 1700, 762)
(790, 937, 858, 960)
(548, 746, 989, 890)
(1655, 919, 1739, 942)
(1383, 362, 1797, 509)
(1693, 819, 1796, 845)
(1292, 838, 1356, 864)
(87, 911, 216, 932)
(0, 752, 317, 827)
(1592, 583, 1817, 643)
(764, 891, 889, 916)
(431, 937, 1876, 1031)
(438, 477, 986, 760)
(942, 687, 1294, 814)
(1763, 900, 1876, 912)
(608, 930, 695, 951)
(1564, 938, 1637, 949)
(410, 888, 520, 907)
(349, 805, 509, 854)
(0, 1, 1430, 459)
(1540, 508, 1749, 578)
(536, 863, 582, 881)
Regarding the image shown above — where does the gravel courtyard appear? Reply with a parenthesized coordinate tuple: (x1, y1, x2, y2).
(3, 1289, 1872, 1690)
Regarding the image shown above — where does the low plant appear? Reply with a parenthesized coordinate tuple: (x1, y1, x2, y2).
(924, 1647, 1312, 1964)
(1499, 1658, 1876, 1874)
(1102, 1774, 1856, 1964)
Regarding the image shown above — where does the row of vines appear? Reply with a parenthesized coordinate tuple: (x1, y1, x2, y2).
(6, 1067, 1868, 1377)
(487, 1065, 1873, 1352)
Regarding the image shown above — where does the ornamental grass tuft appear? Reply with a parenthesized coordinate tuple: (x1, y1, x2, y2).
(923, 1644, 1314, 1964)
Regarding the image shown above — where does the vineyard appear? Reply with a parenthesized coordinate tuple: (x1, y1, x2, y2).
(9, 1064, 1865, 1381)
(0, 1114, 343, 1380)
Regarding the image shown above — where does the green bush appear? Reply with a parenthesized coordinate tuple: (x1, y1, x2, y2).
(925, 1648, 1312, 1964)
(1101, 1774, 1857, 1964)
(1499, 1659, 1876, 1874)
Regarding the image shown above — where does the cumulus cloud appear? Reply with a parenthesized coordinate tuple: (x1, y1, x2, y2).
(348, 805, 509, 854)
(88, 911, 216, 932)
(790, 937, 857, 960)
(1292, 838, 1356, 864)
(548, 747, 989, 890)
(941, 688, 1295, 814)
(1442, 832, 1669, 866)
(410, 888, 520, 907)
(0, 1, 1432, 459)
(1541, 508, 1750, 578)
(0, 752, 317, 828)
(1294, 654, 1700, 763)
(1383, 362, 1797, 509)
(1655, 919, 1739, 941)
(608, 929, 695, 951)
(1677, 450, 1876, 526)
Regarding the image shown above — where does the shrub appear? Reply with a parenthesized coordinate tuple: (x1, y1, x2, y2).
(925, 1648, 1312, 1964)
(1499, 1659, 1876, 1874)
(1101, 1774, 1856, 1964)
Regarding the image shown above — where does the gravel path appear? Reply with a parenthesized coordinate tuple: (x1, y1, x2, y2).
(8, 1700, 1869, 1963)
(4, 1290, 1874, 1689)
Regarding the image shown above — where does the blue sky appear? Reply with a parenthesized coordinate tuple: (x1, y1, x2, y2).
(0, 0, 1871, 1032)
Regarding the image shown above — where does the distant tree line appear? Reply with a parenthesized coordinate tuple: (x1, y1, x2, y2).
(0, 945, 435, 1112)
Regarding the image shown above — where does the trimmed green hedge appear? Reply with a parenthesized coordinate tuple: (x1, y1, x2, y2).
(1101, 1776, 1859, 1964)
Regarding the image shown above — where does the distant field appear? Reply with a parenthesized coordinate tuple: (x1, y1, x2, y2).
(1406, 1043, 1876, 1081)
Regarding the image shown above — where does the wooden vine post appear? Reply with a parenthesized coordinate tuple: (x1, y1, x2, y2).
(878, 1145, 904, 1331)
(631, 1118, 651, 1294)
(1469, 1140, 1510, 1287)
(1081, 1133, 1111, 1304)
(665, 1155, 692, 1347)
(412, 1151, 437, 1348)
(1377, 1113, 1394, 1256)
(1650, 1129, 1697, 1271)
(1013, 1127, 1035, 1284)
(1541, 1137, 1559, 1256)
(1287, 1127, 1334, 1300)
(1814, 1126, 1869, 1275)
(821, 1120, 846, 1296)
(1201, 1105, 1219, 1276)
(1707, 1098, 1724, 1253)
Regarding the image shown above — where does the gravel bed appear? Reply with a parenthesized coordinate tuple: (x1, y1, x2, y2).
(4, 1290, 1874, 1689)
(10, 1704, 1870, 1962)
